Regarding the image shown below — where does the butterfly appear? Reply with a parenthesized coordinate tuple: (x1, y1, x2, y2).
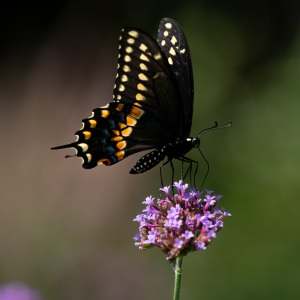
(52, 18, 201, 177)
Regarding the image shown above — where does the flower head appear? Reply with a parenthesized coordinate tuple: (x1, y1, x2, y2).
(0, 282, 42, 300)
(133, 180, 231, 261)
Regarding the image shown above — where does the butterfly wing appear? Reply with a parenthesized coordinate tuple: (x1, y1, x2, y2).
(113, 27, 184, 139)
(52, 26, 184, 169)
(157, 18, 194, 138)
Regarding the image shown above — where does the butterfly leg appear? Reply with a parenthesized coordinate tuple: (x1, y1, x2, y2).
(180, 160, 185, 180)
(178, 157, 198, 188)
(170, 160, 175, 192)
(159, 158, 175, 192)
(159, 163, 164, 187)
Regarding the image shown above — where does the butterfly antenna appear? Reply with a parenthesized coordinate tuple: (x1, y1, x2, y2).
(197, 120, 232, 138)
(196, 120, 232, 190)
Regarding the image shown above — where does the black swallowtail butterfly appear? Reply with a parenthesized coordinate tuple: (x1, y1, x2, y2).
(52, 18, 200, 175)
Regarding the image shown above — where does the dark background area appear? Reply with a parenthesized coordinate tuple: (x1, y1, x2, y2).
(1, 1, 300, 299)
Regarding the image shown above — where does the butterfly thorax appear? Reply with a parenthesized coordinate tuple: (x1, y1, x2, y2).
(167, 137, 200, 159)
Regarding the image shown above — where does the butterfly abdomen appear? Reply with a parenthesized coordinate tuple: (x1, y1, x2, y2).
(130, 147, 167, 174)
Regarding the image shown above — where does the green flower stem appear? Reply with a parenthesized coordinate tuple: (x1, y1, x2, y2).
(173, 256, 183, 300)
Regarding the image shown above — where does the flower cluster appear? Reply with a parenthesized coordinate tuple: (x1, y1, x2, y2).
(134, 180, 231, 261)
(0, 282, 42, 300)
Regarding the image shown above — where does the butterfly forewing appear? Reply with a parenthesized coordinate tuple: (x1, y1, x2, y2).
(157, 18, 194, 137)
(114, 27, 183, 136)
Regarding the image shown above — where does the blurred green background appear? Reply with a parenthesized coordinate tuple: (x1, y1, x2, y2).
(0, 0, 299, 299)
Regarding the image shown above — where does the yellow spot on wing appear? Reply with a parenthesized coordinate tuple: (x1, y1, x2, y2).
(125, 46, 133, 53)
(118, 122, 126, 129)
(137, 83, 147, 91)
(116, 103, 124, 111)
(86, 153, 92, 162)
(116, 141, 126, 150)
(124, 55, 131, 62)
(171, 36, 177, 45)
(128, 30, 139, 38)
(123, 65, 131, 72)
(115, 150, 125, 161)
(101, 110, 110, 118)
(78, 143, 88, 152)
(127, 38, 135, 44)
(82, 131, 91, 140)
(121, 74, 128, 82)
(138, 73, 148, 81)
(111, 136, 123, 142)
(139, 43, 148, 51)
(130, 106, 144, 119)
(98, 158, 111, 166)
(89, 119, 97, 128)
(121, 127, 132, 136)
(165, 22, 172, 29)
(139, 63, 148, 71)
(140, 54, 149, 62)
(169, 47, 176, 56)
(136, 93, 145, 101)
(168, 57, 173, 65)
(126, 115, 137, 126)
(154, 53, 162, 60)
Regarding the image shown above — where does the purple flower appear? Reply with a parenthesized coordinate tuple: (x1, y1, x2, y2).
(174, 238, 184, 249)
(146, 228, 157, 244)
(0, 282, 42, 300)
(182, 230, 194, 241)
(159, 186, 172, 200)
(164, 218, 183, 229)
(133, 233, 141, 241)
(134, 180, 231, 261)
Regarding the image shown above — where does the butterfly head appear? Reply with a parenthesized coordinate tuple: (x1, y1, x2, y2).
(187, 137, 200, 149)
